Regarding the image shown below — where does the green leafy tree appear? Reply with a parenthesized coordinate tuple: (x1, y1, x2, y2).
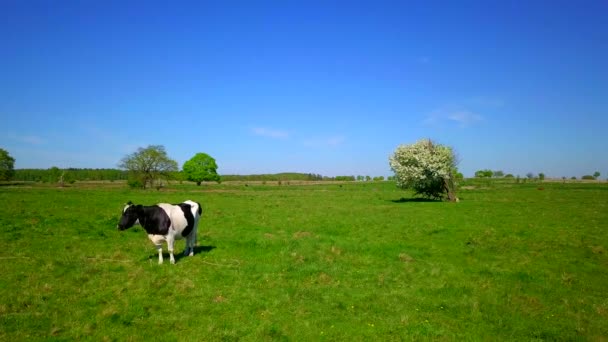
(389, 138, 458, 201)
(118, 145, 178, 189)
(182, 153, 220, 185)
(493, 170, 504, 178)
(0, 148, 16, 181)
(47, 166, 61, 184)
(538, 172, 545, 181)
(475, 169, 493, 178)
(593, 171, 600, 180)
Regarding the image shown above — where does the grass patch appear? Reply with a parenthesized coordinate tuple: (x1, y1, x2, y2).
(0, 181, 607, 340)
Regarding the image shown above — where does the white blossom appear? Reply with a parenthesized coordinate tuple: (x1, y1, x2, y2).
(389, 139, 457, 199)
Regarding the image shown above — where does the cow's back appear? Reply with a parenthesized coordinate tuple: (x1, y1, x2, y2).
(155, 203, 184, 235)
(182, 200, 202, 219)
(157, 202, 199, 238)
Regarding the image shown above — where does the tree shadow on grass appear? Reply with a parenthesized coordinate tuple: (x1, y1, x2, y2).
(390, 197, 442, 203)
(0, 182, 27, 187)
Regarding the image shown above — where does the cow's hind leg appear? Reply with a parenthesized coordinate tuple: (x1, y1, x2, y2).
(155, 244, 163, 264)
(186, 231, 195, 257)
(167, 237, 176, 264)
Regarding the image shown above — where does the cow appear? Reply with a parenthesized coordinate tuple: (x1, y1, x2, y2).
(117, 200, 202, 264)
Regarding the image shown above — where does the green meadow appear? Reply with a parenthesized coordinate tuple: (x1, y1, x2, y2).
(0, 181, 607, 340)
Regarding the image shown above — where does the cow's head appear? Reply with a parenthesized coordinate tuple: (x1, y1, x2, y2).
(117, 201, 141, 230)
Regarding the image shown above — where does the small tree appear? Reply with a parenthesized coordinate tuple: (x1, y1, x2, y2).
(389, 138, 458, 201)
(0, 148, 16, 181)
(593, 171, 601, 180)
(493, 170, 504, 178)
(538, 172, 545, 181)
(454, 171, 464, 181)
(119, 145, 178, 189)
(475, 169, 493, 178)
(182, 152, 220, 185)
(47, 166, 61, 184)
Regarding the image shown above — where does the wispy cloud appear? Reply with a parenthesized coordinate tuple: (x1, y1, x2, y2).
(251, 127, 289, 139)
(417, 56, 431, 64)
(8, 133, 46, 145)
(303, 135, 346, 148)
(424, 106, 484, 128)
(447, 110, 483, 126)
(464, 96, 505, 108)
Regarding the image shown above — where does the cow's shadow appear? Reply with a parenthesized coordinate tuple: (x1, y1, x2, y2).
(390, 197, 441, 203)
(145, 245, 216, 263)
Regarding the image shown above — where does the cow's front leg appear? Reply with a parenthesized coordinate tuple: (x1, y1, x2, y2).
(155, 244, 163, 264)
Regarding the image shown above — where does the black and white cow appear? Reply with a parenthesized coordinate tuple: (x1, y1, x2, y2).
(117, 200, 202, 264)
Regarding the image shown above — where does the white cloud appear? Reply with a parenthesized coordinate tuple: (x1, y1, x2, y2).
(417, 56, 431, 64)
(447, 110, 483, 126)
(424, 106, 484, 128)
(251, 127, 289, 139)
(464, 96, 505, 108)
(303, 135, 346, 148)
(7, 133, 46, 145)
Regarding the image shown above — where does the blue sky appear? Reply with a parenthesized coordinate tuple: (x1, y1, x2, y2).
(1, 1, 606, 178)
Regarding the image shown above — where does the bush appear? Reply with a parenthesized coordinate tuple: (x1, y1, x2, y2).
(127, 176, 144, 189)
(475, 169, 493, 178)
(582, 175, 595, 180)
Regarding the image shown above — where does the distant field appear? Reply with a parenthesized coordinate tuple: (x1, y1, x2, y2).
(0, 181, 607, 340)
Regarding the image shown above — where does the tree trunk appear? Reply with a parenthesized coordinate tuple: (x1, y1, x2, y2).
(59, 171, 65, 188)
(443, 177, 458, 202)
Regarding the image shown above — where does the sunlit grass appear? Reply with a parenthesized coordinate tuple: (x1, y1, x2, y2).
(0, 181, 607, 340)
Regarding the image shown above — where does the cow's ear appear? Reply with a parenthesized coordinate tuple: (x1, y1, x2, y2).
(126, 201, 133, 205)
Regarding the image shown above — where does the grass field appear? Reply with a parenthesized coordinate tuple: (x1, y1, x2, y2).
(1, 181, 607, 340)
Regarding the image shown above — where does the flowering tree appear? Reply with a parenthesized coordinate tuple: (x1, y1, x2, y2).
(389, 139, 458, 201)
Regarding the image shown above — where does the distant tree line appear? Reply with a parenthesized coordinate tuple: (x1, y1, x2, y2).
(13, 168, 128, 183)
(474, 169, 603, 181)
(220, 173, 382, 182)
(2, 145, 388, 187)
(10, 168, 394, 184)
